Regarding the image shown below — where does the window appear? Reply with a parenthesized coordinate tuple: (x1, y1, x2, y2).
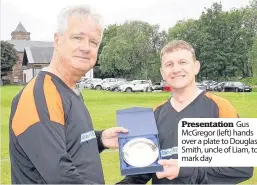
(233, 82, 243, 86)
(34, 68, 42, 76)
(14, 76, 18, 83)
(225, 82, 233, 86)
(134, 81, 141, 84)
(141, 80, 151, 84)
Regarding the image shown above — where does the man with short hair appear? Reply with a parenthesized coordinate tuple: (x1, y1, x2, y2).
(116, 40, 253, 184)
(9, 5, 127, 184)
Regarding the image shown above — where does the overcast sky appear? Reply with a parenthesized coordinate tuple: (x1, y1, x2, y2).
(1, 0, 250, 41)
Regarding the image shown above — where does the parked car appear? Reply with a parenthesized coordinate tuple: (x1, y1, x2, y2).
(119, 80, 152, 92)
(202, 80, 216, 86)
(76, 78, 90, 88)
(213, 82, 226, 92)
(196, 82, 207, 91)
(222, 81, 252, 92)
(102, 78, 127, 90)
(152, 82, 165, 91)
(208, 82, 219, 91)
(109, 81, 128, 92)
(85, 78, 102, 89)
(201, 80, 217, 91)
(92, 78, 113, 90)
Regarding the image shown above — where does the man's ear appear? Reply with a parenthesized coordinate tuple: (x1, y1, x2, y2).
(54, 33, 61, 48)
(194, 60, 200, 75)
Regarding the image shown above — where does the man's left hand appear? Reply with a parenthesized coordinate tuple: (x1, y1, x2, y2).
(156, 159, 180, 180)
(101, 127, 128, 149)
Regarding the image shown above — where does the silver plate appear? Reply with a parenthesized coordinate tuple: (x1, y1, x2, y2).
(122, 138, 159, 167)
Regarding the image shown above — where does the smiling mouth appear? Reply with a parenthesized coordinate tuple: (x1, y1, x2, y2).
(172, 75, 185, 79)
(74, 56, 89, 60)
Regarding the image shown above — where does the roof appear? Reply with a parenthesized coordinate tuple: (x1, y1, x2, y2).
(14, 22, 27, 32)
(23, 47, 53, 66)
(7, 40, 53, 52)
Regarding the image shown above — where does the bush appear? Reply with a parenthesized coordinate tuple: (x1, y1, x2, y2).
(2, 79, 11, 85)
(240, 77, 257, 86)
(252, 88, 257, 92)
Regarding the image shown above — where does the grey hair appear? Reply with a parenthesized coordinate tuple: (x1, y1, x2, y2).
(57, 5, 104, 38)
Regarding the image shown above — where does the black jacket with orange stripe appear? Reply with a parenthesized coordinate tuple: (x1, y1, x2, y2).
(117, 91, 253, 184)
(9, 71, 106, 184)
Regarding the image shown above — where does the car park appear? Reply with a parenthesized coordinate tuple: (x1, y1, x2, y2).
(222, 81, 252, 92)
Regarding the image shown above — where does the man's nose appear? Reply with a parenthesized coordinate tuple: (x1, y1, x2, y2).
(79, 39, 90, 53)
(172, 63, 182, 73)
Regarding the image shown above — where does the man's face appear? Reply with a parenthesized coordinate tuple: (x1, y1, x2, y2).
(160, 49, 200, 90)
(54, 16, 102, 75)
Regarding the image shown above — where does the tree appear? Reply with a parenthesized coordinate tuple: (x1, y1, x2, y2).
(250, 0, 257, 10)
(95, 24, 120, 78)
(248, 37, 257, 77)
(97, 1, 256, 81)
(99, 21, 166, 81)
(167, 2, 256, 80)
(1, 41, 18, 78)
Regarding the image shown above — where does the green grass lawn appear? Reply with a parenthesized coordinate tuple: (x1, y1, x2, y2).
(1, 86, 257, 184)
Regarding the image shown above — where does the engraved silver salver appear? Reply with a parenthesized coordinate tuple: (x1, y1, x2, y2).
(122, 138, 159, 167)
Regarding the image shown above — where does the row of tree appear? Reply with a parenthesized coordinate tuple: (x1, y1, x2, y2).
(1, 1, 256, 83)
(96, 0, 257, 82)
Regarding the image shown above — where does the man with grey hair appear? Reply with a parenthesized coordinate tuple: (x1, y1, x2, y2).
(9, 5, 127, 184)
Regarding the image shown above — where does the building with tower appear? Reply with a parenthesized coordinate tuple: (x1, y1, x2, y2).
(11, 21, 31, 40)
(6, 22, 93, 84)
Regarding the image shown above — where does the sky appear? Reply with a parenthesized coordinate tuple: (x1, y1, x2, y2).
(1, 0, 251, 42)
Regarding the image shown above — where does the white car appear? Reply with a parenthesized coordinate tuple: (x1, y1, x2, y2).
(85, 78, 102, 89)
(119, 80, 152, 92)
(93, 78, 127, 90)
(92, 78, 115, 90)
(102, 78, 127, 90)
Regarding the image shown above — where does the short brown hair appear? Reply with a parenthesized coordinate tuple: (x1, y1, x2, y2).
(160, 40, 196, 61)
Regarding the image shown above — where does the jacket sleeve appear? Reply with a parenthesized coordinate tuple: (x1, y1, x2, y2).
(198, 167, 253, 184)
(175, 167, 200, 183)
(95, 130, 108, 153)
(176, 167, 253, 184)
(116, 174, 153, 184)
